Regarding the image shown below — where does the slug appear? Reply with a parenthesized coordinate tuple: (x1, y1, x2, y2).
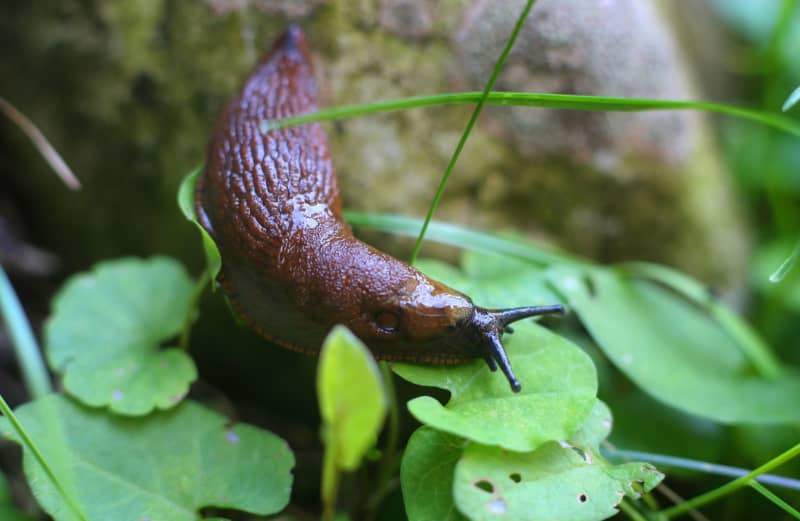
(195, 25, 564, 392)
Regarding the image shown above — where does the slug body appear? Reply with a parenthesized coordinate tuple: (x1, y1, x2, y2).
(196, 26, 563, 392)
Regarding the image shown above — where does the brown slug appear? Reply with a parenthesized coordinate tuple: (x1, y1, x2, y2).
(195, 25, 564, 392)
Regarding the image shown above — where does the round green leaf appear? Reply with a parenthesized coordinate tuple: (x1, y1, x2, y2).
(318, 326, 388, 470)
(45, 257, 198, 416)
(551, 266, 800, 423)
(0, 394, 294, 521)
(393, 322, 597, 452)
(177, 165, 222, 280)
(400, 427, 469, 521)
(395, 253, 595, 452)
(453, 401, 662, 521)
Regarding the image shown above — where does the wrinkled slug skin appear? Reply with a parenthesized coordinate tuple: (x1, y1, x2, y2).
(196, 26, 482, 363)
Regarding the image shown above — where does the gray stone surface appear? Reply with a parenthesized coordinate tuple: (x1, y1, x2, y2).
(0, 0, 748, 289)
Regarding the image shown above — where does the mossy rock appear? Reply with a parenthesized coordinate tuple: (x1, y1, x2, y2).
(0, 0, 748, 292)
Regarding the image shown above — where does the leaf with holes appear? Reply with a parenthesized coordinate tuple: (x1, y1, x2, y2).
(45, 257, 197, 416)
(550, 266, 800, 423)
(178, 165, 222, 280)
(453, 401, 662, 521)
(401, 427, 469, 521)
(0, 394, 294, 521)
(393, 254, 596, 452)
(0, 472, 35, 521)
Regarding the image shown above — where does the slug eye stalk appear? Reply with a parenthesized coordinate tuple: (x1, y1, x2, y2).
(473, 304, 565, 393)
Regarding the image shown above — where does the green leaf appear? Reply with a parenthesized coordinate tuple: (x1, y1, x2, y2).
(622, 262, 780, 377)
(394, 254, 595, 452)
(608, 392, 724, 462)
(45, 257, 198, 416)
(568, 400, 614, 450)
(0, 472, 36, 521)
(452, 401, 662, 521)
(318, 326, 388, 470)
(178, 165, 222, 280)
(550, 266, 800, 423)
(783, 85, 800, 112)
(394, 321, 596, 452)
(0, 394, 294, 521)
(400, 427, 469, 521)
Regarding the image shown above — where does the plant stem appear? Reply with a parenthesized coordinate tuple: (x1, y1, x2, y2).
(179, 270, 211, 350)
(618, 499, 649, 521)
(749, 481, 800, 519)
(0, 264, 51, 398)
(660, 443, 800, 518)
(0, 96, 80, 190)
(0, 394, 88, 521)
(408, 0, 538, 264)
(364, 362, 400, 520)
(605, 447, 800, 491)
(321, 430, 339, 521)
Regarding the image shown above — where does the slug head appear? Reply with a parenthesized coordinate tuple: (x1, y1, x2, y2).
(341, 254, 564, 393)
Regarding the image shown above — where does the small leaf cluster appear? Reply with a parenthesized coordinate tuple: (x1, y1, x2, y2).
(1, 256, 295, 521)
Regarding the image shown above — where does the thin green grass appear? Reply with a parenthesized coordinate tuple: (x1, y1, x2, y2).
(0, 394, 88, 521)
(0, 265, 51, 398)
(750, 481, 800, 519)
(261, 91, 800, 138)
(660, 443, 800, 518)
(407, 0, 537, 265)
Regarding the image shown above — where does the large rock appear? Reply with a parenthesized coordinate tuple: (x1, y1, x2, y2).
(0, 0, 748, 289)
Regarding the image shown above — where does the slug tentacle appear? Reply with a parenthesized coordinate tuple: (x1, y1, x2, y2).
(196, 25, 566, 392)
(469, 305, 565, 393)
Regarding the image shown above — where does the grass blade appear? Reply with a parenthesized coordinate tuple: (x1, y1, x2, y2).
(749, 482, 800, 519)
(261, 91, 800, 138)
(660, 443, 800, 518)
(0, 264, 51, 398)
(0, 394, 87, 521)
(408, 0, 538, 264)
